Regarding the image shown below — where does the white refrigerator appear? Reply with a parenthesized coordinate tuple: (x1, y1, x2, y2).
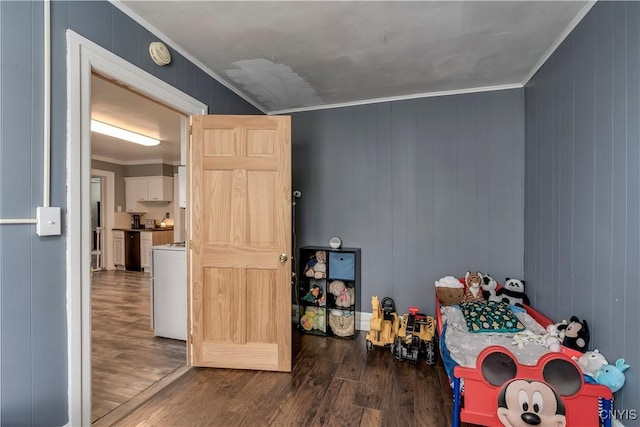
(151, 245, 187, 341)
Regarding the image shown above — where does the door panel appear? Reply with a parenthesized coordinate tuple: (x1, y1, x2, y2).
(190, 115, 291, 372)
(248, 171, 276, 246)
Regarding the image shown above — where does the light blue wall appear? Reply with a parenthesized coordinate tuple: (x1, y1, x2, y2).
(525, 1, 639, 411)
(0, 1, 259, 424)
(292, 89, 525, 313)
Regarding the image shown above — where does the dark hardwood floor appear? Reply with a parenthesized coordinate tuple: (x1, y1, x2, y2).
(115, 331, 476, 427)
(92, 270, 187, 424)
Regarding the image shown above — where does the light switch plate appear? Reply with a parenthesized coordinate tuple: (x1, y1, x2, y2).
(36, 206, 61, 236)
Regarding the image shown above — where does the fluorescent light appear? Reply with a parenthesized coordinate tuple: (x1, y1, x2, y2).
(91, 120, 160, 146)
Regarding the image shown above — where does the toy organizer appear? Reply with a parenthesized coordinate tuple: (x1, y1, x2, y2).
(297, 246, 361, 338)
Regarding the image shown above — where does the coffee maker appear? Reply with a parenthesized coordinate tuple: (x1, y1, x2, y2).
(131, 214, 141, 229)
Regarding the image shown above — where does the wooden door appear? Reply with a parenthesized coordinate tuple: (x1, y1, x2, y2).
(189, 115, 292, 372)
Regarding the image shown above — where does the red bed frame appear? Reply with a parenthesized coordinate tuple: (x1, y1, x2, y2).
(435, 294, 612, 427)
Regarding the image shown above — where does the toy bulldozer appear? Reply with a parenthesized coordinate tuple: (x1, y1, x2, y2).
(391, 307, 437, 365)
(365, 296, 400, 351)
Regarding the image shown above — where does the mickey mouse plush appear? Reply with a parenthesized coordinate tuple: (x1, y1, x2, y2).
(497, 278, 530, 307)
(557, 316, 590, 353)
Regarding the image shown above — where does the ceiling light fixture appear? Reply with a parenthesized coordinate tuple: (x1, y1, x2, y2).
(90, 120, 160, 146)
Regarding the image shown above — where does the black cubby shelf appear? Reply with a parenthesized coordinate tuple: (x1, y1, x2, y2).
(297, 246, 361, 339)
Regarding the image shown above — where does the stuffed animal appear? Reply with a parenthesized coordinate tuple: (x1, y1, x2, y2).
(496, 278, 530, 307)
(300, 306, 326, 332)
(544, 321, 567, 352)
(304, 250, 327, 279)
(481, 274, 501, 302)
(302, 284, 326, 306)
(435, 276, 465, 306)
(328, 280, 354, 308)
(557, 316, 590, 353)
(462, 271, 485, 303)
(574, 349, 608, 377)
(595, 358, 630, 393)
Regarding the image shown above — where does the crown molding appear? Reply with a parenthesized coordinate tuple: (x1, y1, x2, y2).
(109, 0, 267, 114)
(521, 0, 597, 86)
(268, 83, 523, 115)
(91, 155, 125, 165)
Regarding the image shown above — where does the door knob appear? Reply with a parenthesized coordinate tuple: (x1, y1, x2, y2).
(279, 254, 288, 263)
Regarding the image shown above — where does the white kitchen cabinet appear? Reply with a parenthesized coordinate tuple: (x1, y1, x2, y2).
(113, 230, 125, 267)
(140, 232, 153, 269)
(147, 176, 173, 202)
(125, 176, 173, 212)
(125, 178, 148, 213)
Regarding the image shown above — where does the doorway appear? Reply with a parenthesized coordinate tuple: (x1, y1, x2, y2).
(89, 73, 188, 423)
(67, 30, 208, 426)
(90, 176, 104, 271)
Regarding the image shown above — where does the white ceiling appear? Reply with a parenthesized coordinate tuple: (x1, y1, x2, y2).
(93, 1, 592, 162)
(115, 0, 592, 114)
(91, 75, 183, 164)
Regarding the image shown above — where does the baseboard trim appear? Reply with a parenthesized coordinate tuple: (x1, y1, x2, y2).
(357, 311, 371, 332)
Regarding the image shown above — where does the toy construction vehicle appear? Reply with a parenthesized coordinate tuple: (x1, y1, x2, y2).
(391, 307, 437, 365)
(365, 296, 400, 351)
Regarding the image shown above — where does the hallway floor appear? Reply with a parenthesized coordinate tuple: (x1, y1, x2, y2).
(91, 270, 186, 424)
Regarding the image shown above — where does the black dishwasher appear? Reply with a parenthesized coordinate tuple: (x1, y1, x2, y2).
(125, 231, 141, 271)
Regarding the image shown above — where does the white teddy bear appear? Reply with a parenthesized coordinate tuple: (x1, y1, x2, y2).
(574, 349, 608, 377)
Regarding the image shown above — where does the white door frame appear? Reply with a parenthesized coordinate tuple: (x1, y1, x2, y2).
(66, 30, 207, 426)
(90, 169, 114, 270)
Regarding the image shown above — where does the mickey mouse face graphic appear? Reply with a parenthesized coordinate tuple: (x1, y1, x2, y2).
(497, 379, 566, 427)
(479, 350, 583, 427)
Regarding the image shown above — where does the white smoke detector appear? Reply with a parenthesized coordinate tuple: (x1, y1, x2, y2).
(149, 42, 171, 66)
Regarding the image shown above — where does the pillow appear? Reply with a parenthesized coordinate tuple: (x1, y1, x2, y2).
(460, 300, 525, 333)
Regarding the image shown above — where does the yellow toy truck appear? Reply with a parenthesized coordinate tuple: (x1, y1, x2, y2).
(391, 307, 437, 365)
(365, 296, 400, 351)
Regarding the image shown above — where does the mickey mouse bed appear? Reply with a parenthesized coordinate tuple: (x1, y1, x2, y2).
(435, 275, 612, 427)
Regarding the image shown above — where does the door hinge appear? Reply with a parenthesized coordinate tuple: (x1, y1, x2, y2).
(189, 125, 192, 136)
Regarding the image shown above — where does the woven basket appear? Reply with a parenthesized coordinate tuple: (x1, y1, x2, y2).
(329, 311, 355, 337)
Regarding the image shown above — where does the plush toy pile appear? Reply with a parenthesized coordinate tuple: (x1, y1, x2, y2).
(304, 250, 327, 279)
(300, 306, 326, 333)
(433, 271, 632, 395)
(302, 250, 328, 306)
(435, 272, 532, 308)
(572, 349, 631, 393)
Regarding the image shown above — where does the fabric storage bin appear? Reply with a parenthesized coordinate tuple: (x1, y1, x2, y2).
(328, 252, 355, 281)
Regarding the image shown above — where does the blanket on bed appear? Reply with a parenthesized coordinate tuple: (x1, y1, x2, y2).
(460, 301, 525, 333)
